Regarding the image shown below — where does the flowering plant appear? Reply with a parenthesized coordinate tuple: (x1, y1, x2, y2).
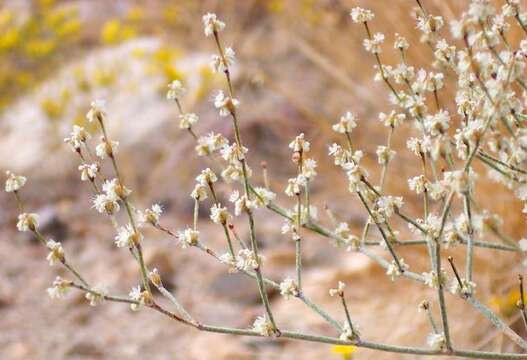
(7, 1, 527, 358)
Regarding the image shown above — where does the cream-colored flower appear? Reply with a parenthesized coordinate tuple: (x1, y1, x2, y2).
(203, 13, 225, 37)
(179, 113, 199, 129)
(214, 90, 239, 117)
(252, 315, 274, 337)
(210, 203, 231, 224)
(86, 99, 106, 123)
(178, 228, 200, 248)
(46, 239, 65, 266)
(78, 163, 99, 182)
(332, 112, 357, 133)
(350, 7, 374, 23)
(329, 281, 346, 297)
(279, 278, 299, 299)
(5, 171, 26, 193)
(167, 80, 186, 100)
(17, 213, 39, 232)
(47, 276, 70, 299)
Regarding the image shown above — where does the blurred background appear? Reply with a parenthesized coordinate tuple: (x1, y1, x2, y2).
(0, 0, 526, 359)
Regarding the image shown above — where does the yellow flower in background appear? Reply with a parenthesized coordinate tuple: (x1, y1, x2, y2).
(490, 289, 526, 317)
(24, 38, 56, 58)
(100, 19, 136, 45)
(331, 345, 356, 360)
(127, 6, 145, 23)
(267, 0, 285, 14)
(0, 27, 20, 52)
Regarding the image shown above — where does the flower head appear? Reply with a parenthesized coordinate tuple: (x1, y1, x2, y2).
(47, 276, 70, 299)
(179, 113, 199, 129)
(203, 13, 225, 37)
(167, 80, 186, 100)
(214, 90, 239, 117)
(5, 171, 26, 193)
(350, 7, 374, 23)
(46, 239, 65, 266)
(178, 228, 200, 248)
(17, 213, 39, 232)
(86, 99, 106, 123)
(279, 278, 299, 299)
(332, 112, 357, 134)
(115, 224, 142, 248)
(252, 315, 274, 337)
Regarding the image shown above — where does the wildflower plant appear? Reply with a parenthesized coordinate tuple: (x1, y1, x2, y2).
(8, 1, 527, 358)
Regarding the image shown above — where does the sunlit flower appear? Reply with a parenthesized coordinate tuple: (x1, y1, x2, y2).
(86, 99, 106, 123)
(203, 13, 225, 37)
(167, 80, 186, 100)
(5, 171, 26, 193)
(17, 213, 39, 232)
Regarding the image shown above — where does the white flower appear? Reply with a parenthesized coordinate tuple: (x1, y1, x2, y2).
(210, 47, 236, 72)
(422, 269, 447, 289)
(47, 277, 70, 299)
(64, 125, 91, 151)
(386, 258, 409, 281)
(102, 178, 131, 200)
(230, 191, 258, 216)
(129, 285, 152, 311)
(379, 111, 405, 127)
(285, 175, 307, 197)
(394, 33, 409, 50)
(115, 224, 142, 248)
(375, 196, 403, 219)
(376, 146, 395, 165)
(78, 163, 99, 182)
(5, 171, 26, 193)
(178, 228, 200, 248)
(203, 13, 225, 37)
(329, 281, 346, 297)
(210, 203, 231, 224)
(167, 80, 186, 100)
(289, 133, 311, 153)
(142, 204, 163, 226)
(252, 315, 274, 336)
(253, 187, 276, 207)
(236, 248, 263, 271)
(363, 33, 384, 54)
(196, 168, 218, 186)
(93, 194, 120, 215)
(427, 333, 446, 350)
(350, 7, 374, 23)
(332, 112, 357, 133)
(46, 239, 64, 266)
(449, 278, 476, 297)
(302, 158, 317, 179)
(279, 278, 299, 299)
(85, 286, 107, 306)
(214, 90, 239, 117)
(191, 183, 208, 201)
(520, 238, 527, 252)
(16, 213, 39, 232)
(179, 113, 199, 129)
(408, 175, 429, 194)
(195, 132, 228, 156)
(95, 139, 119, 159)
(86, 99, 106, 123)
(339, 322, 359, 341)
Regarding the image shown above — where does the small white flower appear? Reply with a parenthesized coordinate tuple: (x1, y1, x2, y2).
(379, 111, 405, 128)
(339, 322, 359, 341)
(288, 133, 310, 153)
(376, 145, 396, 165)
(214, 90, 239, 117)
(210, 203, 231, 224)
(17, 213, 39, 232)
(394, 33, 409, 50)
(253, 187, 276, 207)
(386, 258, 409, 281)
(230, 191, 258, 216)
(449, 278, 476, 297)
(363, 33, 384, 54)
(46, 239, 64, 266)
(408, 175, 429, 194)
(422, 269, 447, 289)
(285, 175, 307, 197)
(102, 178, 131, 200)
(329, 281, 346, 297)
(252, 315, 274, 337)
(167, 80, 186, 100)
(279, 278, 299, 299)
(191, 184, 208, 201)
(236, 248, 263, 271)
(196, 168, 218, 186)
(332, 112, 357, 134)
(78, 163, 99, 182)
(350, 7, 374, 23)
(85, 286, 107, 306)
(93, 194, 120, 215)
(47, 276, 70, 299)
(178, 113, 199, 129)
(302, 158, 318, 179)
(95, 139, 119, 159)
(203, 13, 225, 37)
(5, 171, 26, 193)
(210, 47, 236, 72)
(86, 99, 106, 123)
(115, 224, 142, 248)
(142, 204, 163, 226)
(64, 125, 91, 151)
(178, 228, 200, 248)
(427, 332, 446, 350)
(129, 285, 152, 311)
